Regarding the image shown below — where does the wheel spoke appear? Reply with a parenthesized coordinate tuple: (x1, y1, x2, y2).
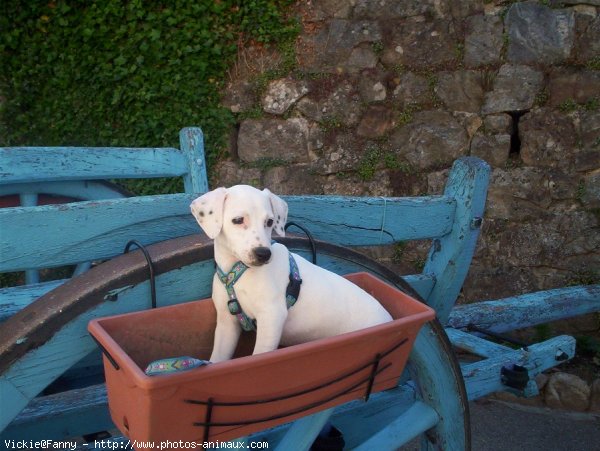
(354, 401, 439, 450)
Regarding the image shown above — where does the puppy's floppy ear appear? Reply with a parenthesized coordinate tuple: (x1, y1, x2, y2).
(190, 187, 227, 239)
(264, 188, 288, 237)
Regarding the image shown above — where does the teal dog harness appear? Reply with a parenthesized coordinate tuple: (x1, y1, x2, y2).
(216, 252, 302, 332)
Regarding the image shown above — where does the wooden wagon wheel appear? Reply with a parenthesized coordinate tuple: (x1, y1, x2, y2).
(0, 180, 130, 284)
(0, 234, 469, 450)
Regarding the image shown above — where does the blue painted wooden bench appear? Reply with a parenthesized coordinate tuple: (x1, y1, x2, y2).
(0, 127, 598, 450)
(0, 128, 206, 320)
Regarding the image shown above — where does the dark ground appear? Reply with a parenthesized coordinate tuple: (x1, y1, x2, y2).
(402, 398, 600, 451)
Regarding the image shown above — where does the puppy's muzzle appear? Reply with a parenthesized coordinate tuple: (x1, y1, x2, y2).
(253, 246, 272, 265)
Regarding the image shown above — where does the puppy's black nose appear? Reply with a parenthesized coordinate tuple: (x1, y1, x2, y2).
(253, 246, 272, 264)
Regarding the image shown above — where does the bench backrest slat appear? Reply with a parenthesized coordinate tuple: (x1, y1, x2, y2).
(0, 127, 207, 194)
(0, 147, 188, 183)
(0, 194, 456, 272)
(0, 181, 130, 199)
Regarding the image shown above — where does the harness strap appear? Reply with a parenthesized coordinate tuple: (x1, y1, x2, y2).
(216, 253, 302, 332)
(216, 261, 255, 332)
(286, 253, 302, 308)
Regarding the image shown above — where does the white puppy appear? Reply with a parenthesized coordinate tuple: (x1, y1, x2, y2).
(191, 185, 392, 363)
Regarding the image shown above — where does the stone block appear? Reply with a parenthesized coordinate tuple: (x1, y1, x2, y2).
(314, 133, 363, 175)
(456, 112, 483, 139)
(556, 210, 600, 257)
(297, 19, 382, 73)
(460, 262, 539, 302)
(470, 133, 511, 167)
(580, 110, 600, 148)
(435, 70, 484, 113)
(301, 0, 354, 21)
(448, 0, 484, 20)
(297, 80, 362, 127)
(381, 19, 457, 70)
(501, 220, 565, 266)
(353, 0, 447, 20)
(576, 110, 600, 171)
(574, 13, 600, 62)
(357, 105, 395, 138)
(222, 80, 258, 113)
(427, 168, 449, 195)
(389, 167, 428, 196)
(358, 70, 387, 103)
(536, 373, 549, 391)
(582, 170, 600, 208)
(482, 65, 544, 114)
(487, 167, 581, 221)
(505, 2, 575, 64)
(548, 69, 600, 107)
(575, 150, 600, 172)
(488, 210, 599, 267)
(464, 14, 504, 68)
(261, 78, 310, 115)
(483, 114, 512, 134)
(345, 45, 378, 72)
(263, 166, 323, 195)
(237, 118, 311, 164)
(519, 108, 578, 169)
(545, 372, 591, 412)
(486, 167, 549, 221)
(323, 173, 393, 196)
(392, 72, 432, 107)
(212, 160, 262, 188)
(389, 110, 469, 169)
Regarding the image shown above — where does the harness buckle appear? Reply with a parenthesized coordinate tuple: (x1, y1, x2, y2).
(286, 275, 302, 301)
(227, 299, 241, 315)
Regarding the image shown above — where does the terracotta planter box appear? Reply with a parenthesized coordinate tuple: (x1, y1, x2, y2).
(88, 272, 434, 443)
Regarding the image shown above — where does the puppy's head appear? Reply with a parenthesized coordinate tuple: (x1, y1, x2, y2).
(190, 185, 288, 267)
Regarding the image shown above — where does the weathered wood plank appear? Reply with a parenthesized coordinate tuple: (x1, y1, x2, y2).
(0, 194, 197, 272)
(0, 147, 188, 183)
(353, 401, 439, 451)
(0, 180, 130, 200)
(2, 181, 129, 286)
(448, 285, 600, 333)
(462, 335, 576, 400)
(0, 379, 30, 428)
(0, 280, 65, 322)
(287, 194, 455, 244)
(1, 384, 113, 442)
(19, 193, 41, 285)
(399, 274, 434, 300)
(274, 408, 334, 451)
(446, 328, 512, 358)
(0, 194, 455, 272)
(179, 127, 209, 194)
(422, 157, 490, 324)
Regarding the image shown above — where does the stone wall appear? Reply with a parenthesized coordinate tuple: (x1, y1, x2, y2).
(216, 0, 600, 304)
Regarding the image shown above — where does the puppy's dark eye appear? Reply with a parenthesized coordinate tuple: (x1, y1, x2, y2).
(266, 218, 274, 227)
(232, 217, 244, 225)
